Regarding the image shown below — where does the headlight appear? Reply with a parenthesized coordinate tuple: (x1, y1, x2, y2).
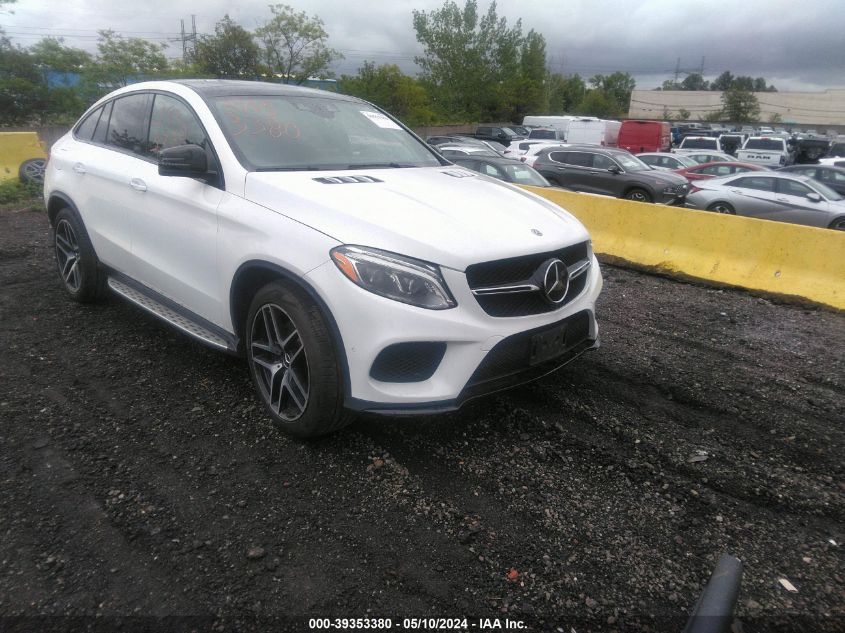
(330, 245, 456, 310)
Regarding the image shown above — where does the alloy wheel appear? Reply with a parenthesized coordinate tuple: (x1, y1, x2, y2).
(55, 219, 82, 292)
(249, 303, 310, 421)
(21, 159, 46, 183)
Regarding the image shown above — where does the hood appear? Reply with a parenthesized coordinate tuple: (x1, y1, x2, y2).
(243, 167, 589, 271)
(639, 169, 688, 185)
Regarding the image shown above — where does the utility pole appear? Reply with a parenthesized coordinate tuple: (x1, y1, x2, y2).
(180, 19, 187, 64)
(173, 16, 198, 65)
(699, 56, 705, 76)
(673, 57, 681, 83)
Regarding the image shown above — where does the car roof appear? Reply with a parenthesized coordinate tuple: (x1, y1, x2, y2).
(688, 161, 762, 170)
(165, 79, 360, 103)
(452, 155, 527, 166)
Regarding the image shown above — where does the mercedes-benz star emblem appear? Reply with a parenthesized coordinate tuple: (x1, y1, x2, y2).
(542, 259, 569, 304)
(531, 228, 543, 236)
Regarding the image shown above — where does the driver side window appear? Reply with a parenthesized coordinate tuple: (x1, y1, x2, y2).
(148, 94, 209, 157)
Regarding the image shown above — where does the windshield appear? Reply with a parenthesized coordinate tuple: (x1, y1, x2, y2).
(529, 129, 557, 139)
(615, 153, 651, 172)
(676, 155, 698, 168)
(744, 139, 784, 151)
(681, 138, 718, 149)
(500, 163, 549, 186)
(210, 95, 441, 171)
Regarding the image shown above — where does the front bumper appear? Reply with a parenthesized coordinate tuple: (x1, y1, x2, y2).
(305, 254, 603, 411)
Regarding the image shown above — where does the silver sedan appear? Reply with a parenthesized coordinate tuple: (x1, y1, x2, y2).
(685, 172, 845, 230)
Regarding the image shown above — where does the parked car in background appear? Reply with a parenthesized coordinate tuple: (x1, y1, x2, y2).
(437, 145, 502, 159)
(508, 125, 531, 136)
(718, 133, 746, 157)
(503, 139, 566, 160)
(618, 120, 671, 154)
(528, 128, 567, 142)
(465, 125, 525, 146)
(0, 131, 47, 183)
(685, 172, 845, 230)
(449, 156, 553, 188)
(674, 161, 767, 181)
(427, 136, 507, 155)
(44, 79, 604, 437)
(679, 151, 735, 165)
(566, 118, 621, 147)
(636, 152, 698, 171)
(778, 164, 845, 196)
(518, 142, 570, 167)
(736, 136, 796, 167)
(533, 145, 690, 204)
(677, 136, 723, 153)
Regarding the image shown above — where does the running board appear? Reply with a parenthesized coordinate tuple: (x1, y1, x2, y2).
(107, 277, 232, 351)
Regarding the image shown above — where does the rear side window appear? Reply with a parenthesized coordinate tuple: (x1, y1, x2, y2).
(92, 101, 113, 144)
(732, 176, 776, 192)
(75, 106, 102, 141)
(148, 94, 208, 156)
(106, 93, 153, 156)
(551, 151, 592, 167)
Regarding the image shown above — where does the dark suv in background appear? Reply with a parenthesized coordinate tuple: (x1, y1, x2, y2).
(532, 145, 690, 204)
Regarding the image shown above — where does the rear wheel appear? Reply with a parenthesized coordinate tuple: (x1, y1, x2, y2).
(707, 201, 735, 215)
(53, 208, 105, 302)
(624, 188, 653, 203)
(245, 280, 352, 437)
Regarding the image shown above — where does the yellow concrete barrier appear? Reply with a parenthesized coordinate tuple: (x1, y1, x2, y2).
(523, 187, 845, 310)
(0, 132, 46, 182)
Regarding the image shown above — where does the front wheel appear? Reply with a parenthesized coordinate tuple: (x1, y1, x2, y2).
(624, 188, 653, 203)
(829, 217, 845, 231)
(245, 280, 352, 438)
(707, 202, 736, 215)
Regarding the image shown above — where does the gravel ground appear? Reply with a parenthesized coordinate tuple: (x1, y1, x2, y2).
(1, 206, 843, 633)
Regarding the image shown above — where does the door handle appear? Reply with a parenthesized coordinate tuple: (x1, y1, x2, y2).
(130, 178, 147, 192)
(776, 197, 788, 202)
(72, 163, 86, 174)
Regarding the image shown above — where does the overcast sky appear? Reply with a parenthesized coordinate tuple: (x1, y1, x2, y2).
(3, 0, 845, 91)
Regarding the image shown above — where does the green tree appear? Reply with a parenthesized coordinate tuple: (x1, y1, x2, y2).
(548, 73, 585, 113)
(193, 15, 260, 79)
(83, 30, 168, 91)
(0, 39, 47, 124)
(677, 107, 691, 120)
(255, 4, 341, 84)
(704, 109, 724, 122)
(721, 87, 760, 122)
(575, 89, 617, 118)
(711, 70, 734, 91)
(341, 62, 436, 127)
(412, 0, 528, 120)
(680, 73, 709, 91)
(661, 106, 674, 121)
(588, 71, 635, 115)
(768, 112, 783, 124)
(29, 37, 91, 73)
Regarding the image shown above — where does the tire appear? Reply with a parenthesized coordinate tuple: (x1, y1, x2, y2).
(707, 201, 736, 215)
(829, 217, 845, 231)
(19, 158, 46, 184)
(245, 280, 353, 438)
(52, 208, 106, 303)
(624, 188, 653, 203)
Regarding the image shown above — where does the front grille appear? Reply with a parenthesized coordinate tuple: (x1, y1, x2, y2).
(464, 310, 592, 393)
(466, 242, 590, 317)
(370, 342, 447, 383)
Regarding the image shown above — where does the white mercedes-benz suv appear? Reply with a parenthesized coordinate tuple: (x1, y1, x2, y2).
(44, 80, 602, 437)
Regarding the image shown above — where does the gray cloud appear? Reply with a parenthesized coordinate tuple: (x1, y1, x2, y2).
(3, 0, 844, 90)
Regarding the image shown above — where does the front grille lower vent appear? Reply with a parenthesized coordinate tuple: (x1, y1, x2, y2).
(370, 342, 447, 383)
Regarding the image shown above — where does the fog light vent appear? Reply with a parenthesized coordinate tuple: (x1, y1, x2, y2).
(370, 342, 447, 383)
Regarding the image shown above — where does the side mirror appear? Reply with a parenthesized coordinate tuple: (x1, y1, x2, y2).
(608, 165, 622, 174)
(158, 144, 208, 178)
(806, 192, 822, 202)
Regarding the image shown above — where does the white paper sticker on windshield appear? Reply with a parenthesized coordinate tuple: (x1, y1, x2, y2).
(360, 110, 401, 130)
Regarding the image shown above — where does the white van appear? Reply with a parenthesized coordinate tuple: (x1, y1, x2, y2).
(565, 119, 621, 147)
(522, 115, 585, 132)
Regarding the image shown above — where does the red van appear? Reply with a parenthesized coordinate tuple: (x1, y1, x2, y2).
(618, 120, 671, 153)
